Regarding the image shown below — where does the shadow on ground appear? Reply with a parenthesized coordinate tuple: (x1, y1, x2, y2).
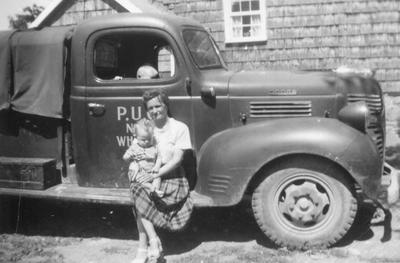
(1, 197, 379, 255)
(334, 201, 376, 247)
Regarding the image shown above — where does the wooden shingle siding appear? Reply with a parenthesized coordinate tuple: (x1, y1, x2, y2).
(263, 0, 400, 93)
(162, 2, 226, 49)
(270, 23, 400, 39)
(269, 1, 399, 17)
(268, 0, 394, 6)
(268, 12, 399, 28)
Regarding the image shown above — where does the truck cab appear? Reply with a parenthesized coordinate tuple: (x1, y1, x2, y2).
(0, 13, 391, 249)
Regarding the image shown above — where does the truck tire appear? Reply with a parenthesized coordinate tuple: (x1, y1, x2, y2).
(252, 163, 357, 250)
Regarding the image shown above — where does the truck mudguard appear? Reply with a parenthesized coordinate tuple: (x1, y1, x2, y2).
(196, 117, 382, 206)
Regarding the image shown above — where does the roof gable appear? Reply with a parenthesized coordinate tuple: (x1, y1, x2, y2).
(30, 0, 162, 28)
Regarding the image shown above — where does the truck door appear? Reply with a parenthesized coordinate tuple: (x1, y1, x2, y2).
(70, 28, 192, 188)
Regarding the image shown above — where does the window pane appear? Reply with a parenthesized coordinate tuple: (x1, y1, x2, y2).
(241, 1, 250, 11)
(251, 25, 261, 37)
(232, 16, 241, 26)
(251, 0, 260, 11)
(95, 41, 118, 68)
(243, 26, 251, 37)
(94, 40, 119, 79)
(157, 47, 175, 78)
(232, 0, 240, 12)
(251, 15, 261, 25)
(233, 27, 242, 38)
(242, 15, 251, 25)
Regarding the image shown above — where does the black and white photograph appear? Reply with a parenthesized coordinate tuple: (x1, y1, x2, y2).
(0, 0, 399, 262)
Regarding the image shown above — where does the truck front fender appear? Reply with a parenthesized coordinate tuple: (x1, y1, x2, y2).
(196, 117, 382, 206)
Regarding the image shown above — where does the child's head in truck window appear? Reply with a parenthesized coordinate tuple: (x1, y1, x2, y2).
(137, 64, 159, 79)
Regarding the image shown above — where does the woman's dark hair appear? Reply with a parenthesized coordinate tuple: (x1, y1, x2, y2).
(142, 89, 170, 115)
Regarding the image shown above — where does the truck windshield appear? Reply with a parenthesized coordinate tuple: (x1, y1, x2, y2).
(183, 29, 225, 70)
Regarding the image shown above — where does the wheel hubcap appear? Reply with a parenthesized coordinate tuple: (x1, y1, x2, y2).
(277, 179, 331, 229)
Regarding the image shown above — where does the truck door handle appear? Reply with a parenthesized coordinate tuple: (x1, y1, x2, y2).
(88, 103, 106, 116)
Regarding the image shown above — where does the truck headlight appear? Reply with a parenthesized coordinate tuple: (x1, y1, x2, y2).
(338, 101, 369, 133)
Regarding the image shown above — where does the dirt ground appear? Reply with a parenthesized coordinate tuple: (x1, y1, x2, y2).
(0, 199, 400, 263)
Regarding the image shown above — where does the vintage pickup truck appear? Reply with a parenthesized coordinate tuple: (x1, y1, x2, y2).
(0, 13, 392, 249)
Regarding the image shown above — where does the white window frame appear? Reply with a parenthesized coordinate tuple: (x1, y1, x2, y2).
(223, 0, 267, 44)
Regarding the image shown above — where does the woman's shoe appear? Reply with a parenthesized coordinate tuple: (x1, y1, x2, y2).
(131, 248, 147, 263)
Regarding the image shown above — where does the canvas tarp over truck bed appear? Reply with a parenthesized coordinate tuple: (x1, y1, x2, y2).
(0, 30, 14, 111)
(0, 26, 74, 118)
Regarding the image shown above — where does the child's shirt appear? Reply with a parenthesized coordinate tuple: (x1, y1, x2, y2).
(123, 139, 159, 172)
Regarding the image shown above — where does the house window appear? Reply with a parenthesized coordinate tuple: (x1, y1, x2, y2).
(223, 0, 267, 43)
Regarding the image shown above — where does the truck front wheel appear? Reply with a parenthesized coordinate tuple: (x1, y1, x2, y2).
(252, 164, 357, 249)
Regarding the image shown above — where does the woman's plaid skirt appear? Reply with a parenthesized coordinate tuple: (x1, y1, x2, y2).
(130, 176, 193, 231)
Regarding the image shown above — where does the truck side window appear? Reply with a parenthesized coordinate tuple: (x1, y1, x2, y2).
(93, 33, 176, 81)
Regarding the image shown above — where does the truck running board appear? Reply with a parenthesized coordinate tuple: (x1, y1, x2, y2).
(0, 183, 213, 207)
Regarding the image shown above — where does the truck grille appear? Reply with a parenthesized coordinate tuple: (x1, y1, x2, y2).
(347, 94, 382, 114)
(249, 101, 312, 118)
(348, 93, 384, 158)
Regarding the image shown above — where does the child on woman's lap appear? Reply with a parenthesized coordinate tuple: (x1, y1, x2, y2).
(123, 119, 163, 196)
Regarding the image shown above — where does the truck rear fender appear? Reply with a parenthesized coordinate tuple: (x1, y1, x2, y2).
(196, 117, 382, 206)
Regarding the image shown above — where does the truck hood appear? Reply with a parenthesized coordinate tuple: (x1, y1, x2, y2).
(227, 70, 338, 97)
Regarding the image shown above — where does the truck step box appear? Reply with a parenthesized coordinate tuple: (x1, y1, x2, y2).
(0, 183, 213, 207)
(0, 157, 60, 190)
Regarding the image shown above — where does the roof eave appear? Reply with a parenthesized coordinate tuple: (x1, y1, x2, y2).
(29, 0, 150, 29)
